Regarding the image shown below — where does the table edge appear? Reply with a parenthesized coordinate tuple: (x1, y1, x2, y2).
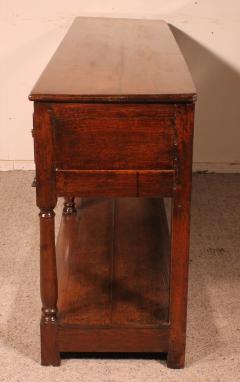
(29, 92, 197, 103)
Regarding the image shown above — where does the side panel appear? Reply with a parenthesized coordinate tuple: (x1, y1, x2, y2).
(50, 103, 176, 170)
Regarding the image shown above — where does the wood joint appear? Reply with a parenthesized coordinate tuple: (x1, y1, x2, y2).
(39, 209, 55, 218)
(63, 197, 76, 215)
(41, 307, 58, 324)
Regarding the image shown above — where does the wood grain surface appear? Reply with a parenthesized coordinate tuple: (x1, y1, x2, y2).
(29, 17, 196, 103)
(51, 103, 175, 170)
(56, 198, 170, 328)
(55, 169, 175, 197)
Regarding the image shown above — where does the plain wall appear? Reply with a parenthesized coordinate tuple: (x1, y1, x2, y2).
(0, 0, 239, 170)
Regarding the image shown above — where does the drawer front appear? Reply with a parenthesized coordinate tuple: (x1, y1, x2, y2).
(51, 103, 175, 170)
(55, 169, 175, 198)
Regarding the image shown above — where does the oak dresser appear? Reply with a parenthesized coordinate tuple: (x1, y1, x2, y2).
(29, 17, 197, 369)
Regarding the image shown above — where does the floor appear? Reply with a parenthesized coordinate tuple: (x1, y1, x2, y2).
(0, 171, 240, 382)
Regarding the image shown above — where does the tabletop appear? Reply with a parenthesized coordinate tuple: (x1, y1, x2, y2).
(29, 17, 196, 103)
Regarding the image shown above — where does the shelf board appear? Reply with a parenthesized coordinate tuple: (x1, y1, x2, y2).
(56, 198, 170, 330)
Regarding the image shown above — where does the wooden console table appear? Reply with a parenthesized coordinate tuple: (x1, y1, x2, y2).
(29, 17, 196, 369)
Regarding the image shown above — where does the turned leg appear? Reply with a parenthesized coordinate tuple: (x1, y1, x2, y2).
(39, 208, 60, 366)
(63, 196, 76, 215)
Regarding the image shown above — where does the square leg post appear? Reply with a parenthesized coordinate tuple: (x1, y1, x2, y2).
(167, 191, 191, 368)
(167, 103, 195, 368)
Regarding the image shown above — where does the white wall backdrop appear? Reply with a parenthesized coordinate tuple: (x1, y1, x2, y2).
(0, 0, 240, 171)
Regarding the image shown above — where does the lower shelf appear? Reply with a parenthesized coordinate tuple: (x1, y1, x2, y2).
(56, 197, 170, 352)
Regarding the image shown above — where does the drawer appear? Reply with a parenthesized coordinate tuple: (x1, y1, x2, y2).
(55, 169, 175, 197)
(51, 103, 176, 170)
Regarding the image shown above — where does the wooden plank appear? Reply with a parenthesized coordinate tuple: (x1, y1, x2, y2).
(52, 103, 175, 118)
(112, 198, 170, 325)
(56, 197, 170, 330)
(55, 170, 175, 197)
(51, 103, 175, 170)
(138, 171, 174, 197)
(58, 326, 169, 353)
(56, 170, 136, 197)
(29, 17, 196, 103)
(56, 198, 113, 325)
